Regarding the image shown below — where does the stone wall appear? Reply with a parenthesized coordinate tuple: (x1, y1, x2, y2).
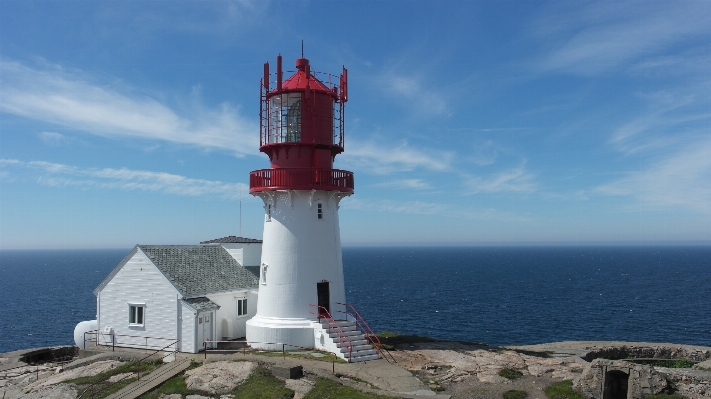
(574, 359, 668, 399)
(584, 346, 711, 362)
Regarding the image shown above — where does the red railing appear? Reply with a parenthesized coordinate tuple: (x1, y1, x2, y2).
(250, 168, 354, 193)
(310, 304, 353, 362)
(337, 303, 397, 363)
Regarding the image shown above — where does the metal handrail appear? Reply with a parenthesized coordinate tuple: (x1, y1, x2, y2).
(309, 304, 353, 362)
(77, 339, 179, 399)
(202, 339, 341, 373)
(0, 349, 78, 380)
(336, 302, 397, 363)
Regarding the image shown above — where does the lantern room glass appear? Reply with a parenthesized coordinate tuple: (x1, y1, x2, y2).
(267, 93, 301, 143)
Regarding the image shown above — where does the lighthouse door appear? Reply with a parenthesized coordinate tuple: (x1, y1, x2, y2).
(317, 282, 330, 316)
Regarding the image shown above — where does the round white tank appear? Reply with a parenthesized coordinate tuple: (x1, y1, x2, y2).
(73, 320, 98, 349)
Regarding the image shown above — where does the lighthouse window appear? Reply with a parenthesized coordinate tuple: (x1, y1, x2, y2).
(268, 93, 301, 144)
(317, 203, 323, 219)
(260, 263, 268, 285)
(128, 304, 145, 326)
(266, 204, 272, 222)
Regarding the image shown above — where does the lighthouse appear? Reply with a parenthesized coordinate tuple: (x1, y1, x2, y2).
(246, 54, 376, 361)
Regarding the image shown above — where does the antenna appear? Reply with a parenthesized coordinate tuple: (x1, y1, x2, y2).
(239, 186, 242, 237)
(301, 40, 304, 58)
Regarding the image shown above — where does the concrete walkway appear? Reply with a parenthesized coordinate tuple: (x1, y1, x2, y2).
(102, 358, 191, 399)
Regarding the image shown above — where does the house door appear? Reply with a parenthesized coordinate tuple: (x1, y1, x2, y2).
(203, 313, 213, 349)
(317, 281, 330, 317)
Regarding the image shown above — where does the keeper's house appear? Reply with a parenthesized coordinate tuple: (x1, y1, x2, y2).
(92, 236, 261, 353)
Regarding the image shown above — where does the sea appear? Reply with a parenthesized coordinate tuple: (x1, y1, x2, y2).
(1, 246, 710, 354)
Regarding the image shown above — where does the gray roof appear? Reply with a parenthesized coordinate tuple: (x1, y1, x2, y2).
(94, 245, 259, 297)
(182, 297, 220, 312)
(200, 236, 263, 244)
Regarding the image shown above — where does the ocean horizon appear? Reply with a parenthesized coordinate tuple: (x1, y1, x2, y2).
(1, 245, 710, 354)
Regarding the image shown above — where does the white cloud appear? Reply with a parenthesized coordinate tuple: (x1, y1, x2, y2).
(342, 139, 453, 174)
(464, 165, 537, 194)
(0, 61, 258, 156)
(38, 131, 71, 146)
(531, 1, 711, 75)
(378, 71, 449, 116)
(597, 138, 711, 214)
(342, 198, 531, 222)
(374, 179, 432, 190)
(0, 159, 247, 199)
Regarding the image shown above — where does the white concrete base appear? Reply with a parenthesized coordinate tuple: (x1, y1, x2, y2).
(246, 316, 315, 350)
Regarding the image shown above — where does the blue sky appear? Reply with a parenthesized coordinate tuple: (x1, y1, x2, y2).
(1, 1, 710, 249)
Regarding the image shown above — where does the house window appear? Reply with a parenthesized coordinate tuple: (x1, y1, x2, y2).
(128, 304, 145, 326)
(266, 204, 272, 222)
(317, 203, 323, 219)
(237, 298, 248, 316)
(260, 263, 268, 285)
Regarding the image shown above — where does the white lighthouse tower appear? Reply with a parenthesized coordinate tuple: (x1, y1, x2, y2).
(246, 54, 377, 361)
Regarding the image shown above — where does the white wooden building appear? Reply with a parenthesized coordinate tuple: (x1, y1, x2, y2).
(91, 236, 262, 353)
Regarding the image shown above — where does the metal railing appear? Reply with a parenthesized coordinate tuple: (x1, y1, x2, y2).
(249, 168, 354, 193)
(336, 302, 397, 363)
(77, 337, 179, 399)
(310, 304, 353, 362)
(0, 348, 78, 381)
(83, 330, 178, 353)
(201, 339, 342, 373)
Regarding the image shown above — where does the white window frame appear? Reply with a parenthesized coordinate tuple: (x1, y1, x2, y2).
(266, 203, 272, 222)
(128, 303, 145, 327)
(317, 203, 323, 219)
(237, 298, 248, 317)
(260, 263, 268, 285)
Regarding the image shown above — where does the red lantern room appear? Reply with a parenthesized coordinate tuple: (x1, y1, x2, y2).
(249, 55, 354, 194)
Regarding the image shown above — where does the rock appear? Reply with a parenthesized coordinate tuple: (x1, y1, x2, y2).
(24, 360, 124, 391)
(107, 372, 134, 382)
(184, 360, 257, 394)
(573, 359, 667, 399)
(186, 395, 211, 399)
(17, 384, 78, 399)
(158, 395, 182, 399)
(286, 377, 315, 394)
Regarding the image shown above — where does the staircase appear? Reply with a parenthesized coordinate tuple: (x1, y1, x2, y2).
(314, 320, 379, 363)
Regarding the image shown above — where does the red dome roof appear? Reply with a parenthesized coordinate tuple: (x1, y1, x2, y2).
(277, 58, 331, 94)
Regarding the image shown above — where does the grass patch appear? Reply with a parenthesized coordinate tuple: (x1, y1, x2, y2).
(230, 367, 293, 399)
(544, 380, 585, 399)
(645, 393, 687, 399)
(649, 359, 696, 368)
(305, 377, 399, 399)
(67, 361, 158, 399)
(377, 331, 437, 350)
(250, 350, 348, 363)
(499, 368, 523, 380)
(503, 390, 528, 399)
(139, 373, 194, 399)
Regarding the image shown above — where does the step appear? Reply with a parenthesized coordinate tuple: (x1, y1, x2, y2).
(339, 344, 374, 354)
(328, 330, 363, 338)
(337, 339, 367, 347)
(349, 354, 380, 363)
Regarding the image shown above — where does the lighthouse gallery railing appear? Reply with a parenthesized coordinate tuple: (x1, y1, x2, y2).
(250, 168, 354, 192)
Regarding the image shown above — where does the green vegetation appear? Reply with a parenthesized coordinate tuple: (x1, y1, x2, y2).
(503, 390, 528, 399)
(648, 359, 696, 368)
(644, 393, 687, 399)
(139, 373, 194, 399)
(250, 349, 347, 363)
(499, 368, 523, 380)
(377, 331, 437, 350)
(66, 361, 159, 399)
(230, 367, 294, 399)
(304, 377, 399, 399)
(544, 380, 585, 399)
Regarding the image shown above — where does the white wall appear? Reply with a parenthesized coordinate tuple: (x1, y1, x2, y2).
(207, 290, 255, 340)
(180, 302, 197, 353)
(221, 243, 262, 266)
(97, 250, 181, 351)
(247, 190, 349, 349)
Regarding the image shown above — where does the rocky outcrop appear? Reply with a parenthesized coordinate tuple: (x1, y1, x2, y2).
(573, 359, 668, 399)
(184, 360, 256, 394)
